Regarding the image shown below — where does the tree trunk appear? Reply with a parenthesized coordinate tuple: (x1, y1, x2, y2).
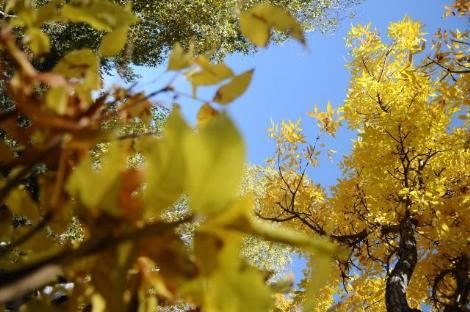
(385, 219, 420, 312)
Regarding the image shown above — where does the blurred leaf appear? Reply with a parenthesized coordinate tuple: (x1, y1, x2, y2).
(144, 108, 190, 215)
(45, 86, 68, 115)
(62, 0, 137, 32)
(66, 143, 123, 216)
(206, 267, 272, 312)
(5, 186, 40, 224)
(303, 256, 332, 311)
(214, 70, 254, 105)
(99, 26, 129, 57)
(183, 114, 245, 215)
(140, 233, 197, 289)
(168, 43, 193, 71)
(25, 27, 50, 55)
(197, 103, 220, 128)
(240, 4, 305, 47)
(53, 49, 100, 105)
(188, 59, 233, 86)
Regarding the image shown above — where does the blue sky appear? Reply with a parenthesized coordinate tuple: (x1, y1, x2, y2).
(109, 0, 467, 187)
(106, 0, 467, 288)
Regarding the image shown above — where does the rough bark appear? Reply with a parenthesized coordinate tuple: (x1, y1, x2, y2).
(385, 219, 420, 312)
(442, 256, 470, 312)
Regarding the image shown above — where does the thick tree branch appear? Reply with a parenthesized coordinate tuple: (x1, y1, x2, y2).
(385, 219, 420, 312)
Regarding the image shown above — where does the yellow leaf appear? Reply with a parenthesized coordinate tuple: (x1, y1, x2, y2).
(206, 268, 272, 312)
(213, 70, 254, 105)
(303, 256, 332, 311)
(239, 4, 305, 47)
(99, 26, 129, 57)
(206, 196, 340, 256)
(168, 43, 193, 71)
(441, 223, 449, 232)
(183, 114, 245, 215)
(326, 101, 334, 116)
(5, 186, 40, 224)
(197, 103, 220, 128)
(194, 230, 272, 312)
(144, 108, 190, 215)
(239, 11, 270, 47)
(25, 27, 50, 55)
(188, 63, 233, 86)
(66, 143, 123, 216)
(53, 49, 101, 105)
(61, 0, 137, 32)
(91, 293, 106, 312)
(45, 86, 68, 115)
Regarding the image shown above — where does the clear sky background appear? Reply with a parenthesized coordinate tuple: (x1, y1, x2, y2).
(107, 0, 467, 287)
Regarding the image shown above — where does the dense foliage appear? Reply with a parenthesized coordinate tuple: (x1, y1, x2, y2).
(1, 0, 359, 79)
(258, 7, 469, 312)
(0, 0, 468, 311)
(0, 1, 344, 311)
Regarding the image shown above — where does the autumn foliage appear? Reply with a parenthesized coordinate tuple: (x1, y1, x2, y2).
(0, 0, 469, 311)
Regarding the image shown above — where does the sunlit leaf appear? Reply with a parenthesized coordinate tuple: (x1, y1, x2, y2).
(45, 86, 68, 115)
(214, 70, 254, 105)
(197, 103, 220, 128)
(188, 58, 233, 86)
(168, 43, 193, 71)
(25, 27, 50, 55)
(99, 26, 129, 57)
(53, 49, 100, 105)
(144, 108, 190, 214)
(240, 4, 305, 47)
(66, 143, 123, 216)
(183, 114, 245, 215)
(61, 0, 137, 32)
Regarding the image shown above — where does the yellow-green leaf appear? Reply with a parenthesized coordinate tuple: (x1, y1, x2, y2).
(239, 4, 305, 47)
(66, 143, 123, 216)
(144, 108, 190, 215)
(45, 86, 68, 115)
(183, 114, 245, 215)
(99, 26, 129, 57)
(197, 103, 220, 128)
(25, 27, 50, 55)
(53, 49, 100, 105)
(214, 70, 254, 105)
(207, 268, 272, 312)
(61, 0, 137, 32)
(168, 43, 193, 71)
(239, 10, 270, 47)
(188, 63, 233, 86)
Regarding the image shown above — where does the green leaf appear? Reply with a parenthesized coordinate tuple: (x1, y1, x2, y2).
(168, 43, 193, 71)
(25, 27, 50, 55)
(99, 26, 129, 57)
(239, 4, 305, 47)
(61, 0, 137, 32)
(214, 70, 254, 105)
(183, 114, 245, 215)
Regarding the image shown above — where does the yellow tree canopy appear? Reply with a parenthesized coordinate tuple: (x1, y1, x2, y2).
(258, 13, 469, 311)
